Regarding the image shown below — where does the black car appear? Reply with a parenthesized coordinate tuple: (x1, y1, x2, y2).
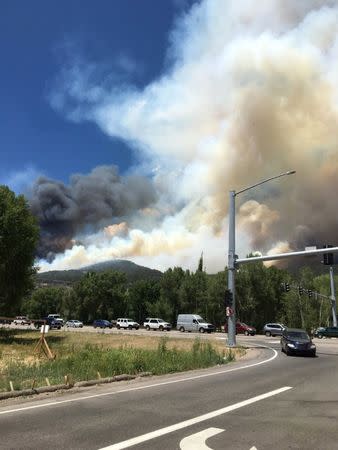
(281, 328, 316, 357)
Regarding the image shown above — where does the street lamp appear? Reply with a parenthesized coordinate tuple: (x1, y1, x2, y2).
(227, 170, 296, 347)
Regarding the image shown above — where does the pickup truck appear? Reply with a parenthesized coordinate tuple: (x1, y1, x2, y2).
(33, 317, 62, 330)
(143, 318, 171, 331)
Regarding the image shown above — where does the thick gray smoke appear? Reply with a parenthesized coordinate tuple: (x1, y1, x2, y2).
(29, 165, 157, 259)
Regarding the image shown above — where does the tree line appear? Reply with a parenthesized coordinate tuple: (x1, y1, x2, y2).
(20, 264, 334, 332)
(0, 185, 335, 332)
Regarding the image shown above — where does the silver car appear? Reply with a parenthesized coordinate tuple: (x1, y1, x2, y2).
(66, 320, 83, 328)
(263, 323, 285, 337)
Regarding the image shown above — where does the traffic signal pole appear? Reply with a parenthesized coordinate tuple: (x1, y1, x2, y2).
(329, 266, 337, 327)
(227, 190, 236, 347)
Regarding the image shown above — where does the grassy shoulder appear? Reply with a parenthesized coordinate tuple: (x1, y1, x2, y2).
(0, 329, 245, 392)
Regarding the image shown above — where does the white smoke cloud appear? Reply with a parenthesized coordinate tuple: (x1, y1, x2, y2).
(43, 0, 338, 272)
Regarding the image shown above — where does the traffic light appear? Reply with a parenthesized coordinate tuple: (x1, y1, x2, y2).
(285, 283, 290, 292)
(323, 245, 334, 266)
(224, 289, 233, 308)
(298, 286, 303, 296)
(308, 289, 312, 298)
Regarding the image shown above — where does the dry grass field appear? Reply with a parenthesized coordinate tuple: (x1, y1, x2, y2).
(0, 328, 245, 391)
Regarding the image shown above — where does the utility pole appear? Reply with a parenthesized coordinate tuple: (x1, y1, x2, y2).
(227, 190, 236, 347)
(329, 266, 337, 327)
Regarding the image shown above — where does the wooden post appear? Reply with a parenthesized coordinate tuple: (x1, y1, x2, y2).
(33, 322, 55, 360)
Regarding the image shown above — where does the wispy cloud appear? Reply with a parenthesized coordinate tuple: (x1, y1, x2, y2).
(0, 166, 41, 194)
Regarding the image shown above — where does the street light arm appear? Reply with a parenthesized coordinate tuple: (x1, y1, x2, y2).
(235, 170, 296, 196)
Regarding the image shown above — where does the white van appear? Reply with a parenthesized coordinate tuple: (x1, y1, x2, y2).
(176, 314, 215, 333)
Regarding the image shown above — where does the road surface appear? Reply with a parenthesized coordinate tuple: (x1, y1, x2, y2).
(0, 336, 337, 449)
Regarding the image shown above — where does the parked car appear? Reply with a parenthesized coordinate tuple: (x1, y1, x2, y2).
(13, 316, 31, 325)
(47, 314, 64, 326)
(224, 321, 256, 336)
(66, 320, 83, 328)
(314, 326, 338, 339)
(143, 318, 171, 331)
(263, 323, 285, 337)
(177, 314, 215, 333)
(116, 318, 140, 330)
(281, 328, 316, 356)
(0, 318, 12, 325)
(93, 319, 113, 329)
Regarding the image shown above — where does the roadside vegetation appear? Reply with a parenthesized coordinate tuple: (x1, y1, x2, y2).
(0, 329, 241, 392)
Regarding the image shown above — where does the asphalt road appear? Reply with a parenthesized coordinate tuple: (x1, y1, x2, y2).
(1, 336, 338, 449)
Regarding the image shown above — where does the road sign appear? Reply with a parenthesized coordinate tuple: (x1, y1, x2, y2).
(226, 307, 234, 317)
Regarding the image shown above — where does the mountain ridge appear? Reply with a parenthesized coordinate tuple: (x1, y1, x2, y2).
(36, 259, 163, 285)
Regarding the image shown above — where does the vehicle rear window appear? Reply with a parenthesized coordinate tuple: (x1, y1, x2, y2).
(287, 331, 309, 340)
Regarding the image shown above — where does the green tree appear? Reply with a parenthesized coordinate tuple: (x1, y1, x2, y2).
(0, 186, 39, 316)
(159, 267, 186, 324)
(72, 270, 127, 322)
(127, 279, 160, 323)
(206, 271, 228, 328)
(197, 252, 203, 272)
(22, 286, 69, 318)
(236, 261, 288, 331)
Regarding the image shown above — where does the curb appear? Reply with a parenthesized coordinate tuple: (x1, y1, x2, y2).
(0, 372, 152, 401)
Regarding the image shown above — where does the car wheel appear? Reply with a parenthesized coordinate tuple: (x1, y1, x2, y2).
(317, 334, 323, 339)
(146, 325, 150, 331)
(128, 325, 132, 330)
(244, 330, 249, 336)
(116, 324, 120, 329)
(265, 331, 271, 337)
(135, 326, 139, 330)
(199, 327, 205, 333)
(159, 325, 164, 331)
(93, 325, 97, 328)
(179, 326, 185, 332)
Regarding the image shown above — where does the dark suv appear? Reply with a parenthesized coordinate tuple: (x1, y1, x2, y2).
(93, 319, 113, 329)
(314, 327, 338, 339)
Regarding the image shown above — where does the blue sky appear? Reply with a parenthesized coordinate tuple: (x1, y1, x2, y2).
(1, 0, 195, 190)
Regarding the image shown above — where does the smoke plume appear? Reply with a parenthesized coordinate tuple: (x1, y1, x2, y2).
(42, 0, 338, 272)
(29, 165, 157, 259)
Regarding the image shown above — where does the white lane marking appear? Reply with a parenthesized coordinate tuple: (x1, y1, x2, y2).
(0, 346, 278, 416)
(98, 386, 292, 450)
(180, 427, 224, 449)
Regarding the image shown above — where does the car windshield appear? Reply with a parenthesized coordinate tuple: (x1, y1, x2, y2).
(287, 331, 309, 340)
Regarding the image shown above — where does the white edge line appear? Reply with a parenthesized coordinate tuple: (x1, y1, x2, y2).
(99, 386, 292, 450)
(0, 344, 278, 416)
